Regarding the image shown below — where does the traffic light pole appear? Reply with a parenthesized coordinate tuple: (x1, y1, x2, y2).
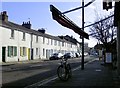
(81, 0, 84, 70)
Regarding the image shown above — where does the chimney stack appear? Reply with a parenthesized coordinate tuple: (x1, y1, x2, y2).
(38, 28, 46, 33)
(22, 21, 31, 29)
(1, 11, 8, 22)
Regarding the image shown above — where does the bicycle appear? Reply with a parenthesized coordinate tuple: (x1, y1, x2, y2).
(57, 56, 72, 81)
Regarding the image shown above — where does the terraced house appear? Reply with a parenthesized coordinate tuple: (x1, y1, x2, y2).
(0, 11, 80, 63)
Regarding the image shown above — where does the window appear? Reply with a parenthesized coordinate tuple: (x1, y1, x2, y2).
(20, 47, 27, 56)
(43, 37, 45, 44)
(43, 48, 45, 56)
(23, 32, 25, 40)
(36, 48, 38, 55)
(51, 49, 53, 55)
(67, 44, 69, 47)
(58, 41, 60, 46)
(8, 46, 17, 57)
(47, 38, 49, 45)
(54, 40, 57, 46)
(36, 36, 38, 43)
(54, 49, 57, 53)
(65, 43, 66, 47)
(11, 30, 14, 38)
(31, 34, 33, 41)
(51, 39, 53, 45)
(62, 42, 64, 47)
(46, 38, 48, 44)
(23, 47, 26, 56)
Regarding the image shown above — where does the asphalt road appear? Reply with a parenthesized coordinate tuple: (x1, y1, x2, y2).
(2, 55, 95, 88)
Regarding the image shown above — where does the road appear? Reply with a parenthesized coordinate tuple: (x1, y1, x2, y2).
(2, 55, 96, 87)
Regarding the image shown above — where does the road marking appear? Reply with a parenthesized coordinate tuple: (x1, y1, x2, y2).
(24, 58, 97, 88)
(72, 58, 97, 71)
(24, 75, 58, 88)
(30, 64, 43, 67)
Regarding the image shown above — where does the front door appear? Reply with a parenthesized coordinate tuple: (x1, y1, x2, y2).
(28, 48, 30, 60)
(2, 47, 6, 62)
(31, 49, 33, 60)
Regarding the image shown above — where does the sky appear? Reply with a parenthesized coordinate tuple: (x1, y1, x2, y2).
(1, 0, 114, 47)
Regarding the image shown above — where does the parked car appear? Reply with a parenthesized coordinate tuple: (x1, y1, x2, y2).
(49, 53, 63, 60)
(73, 53, 76, 58)
(84, 52, 88, 56)
(75, 53, 80, 58)
(64, 52, 73, 59)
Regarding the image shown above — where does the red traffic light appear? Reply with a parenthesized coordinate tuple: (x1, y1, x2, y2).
(50, 5, 89, 39)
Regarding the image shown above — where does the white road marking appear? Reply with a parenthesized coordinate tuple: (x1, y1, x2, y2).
(24, 75, 58, 88)
(72, 58, 97, 71)
(30, 64, 43, 67)
(24, 58, 97, 88)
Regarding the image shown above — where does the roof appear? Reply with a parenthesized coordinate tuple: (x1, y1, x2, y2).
(0, 19, 76, 45)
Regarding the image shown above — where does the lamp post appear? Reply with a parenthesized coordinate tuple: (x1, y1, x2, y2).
(81, 0, 84, 70)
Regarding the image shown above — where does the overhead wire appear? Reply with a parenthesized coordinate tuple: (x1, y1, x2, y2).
(62, 0, 96, 14)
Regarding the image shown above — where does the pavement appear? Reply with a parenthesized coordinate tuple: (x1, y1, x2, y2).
(38, 58, 120, 88)
(1, 57, 120, 88)
(0, 59, 44, 66)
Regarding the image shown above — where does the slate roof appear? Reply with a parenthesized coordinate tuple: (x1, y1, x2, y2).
(0, 19, 76, 45)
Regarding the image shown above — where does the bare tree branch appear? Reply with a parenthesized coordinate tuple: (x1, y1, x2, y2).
(89, 12, 116, 51)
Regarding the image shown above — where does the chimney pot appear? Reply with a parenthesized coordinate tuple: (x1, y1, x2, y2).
(3, 11, 7, 15)
(22, 21, 31, 29)
(2, 11, 8, 22)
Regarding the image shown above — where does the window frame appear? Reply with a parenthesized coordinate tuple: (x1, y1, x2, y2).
(36, 35, 38, 43)
(22, 32, 26, 41)
(8, 46, 17, 57)
(10, 29, 14, 39)
(36, 48, 38, 55)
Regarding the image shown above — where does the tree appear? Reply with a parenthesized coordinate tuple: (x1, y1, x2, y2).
(89, 12, 117, 52)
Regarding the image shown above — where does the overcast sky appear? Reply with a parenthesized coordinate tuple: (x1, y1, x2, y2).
(1, 0, 114, 47)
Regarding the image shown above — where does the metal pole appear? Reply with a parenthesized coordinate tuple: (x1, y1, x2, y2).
(117, 21, 120, 76)
(81, 0, 84, 70)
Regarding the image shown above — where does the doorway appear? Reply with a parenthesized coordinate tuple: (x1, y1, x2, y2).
(2, 47, 6, 62)
(31, 48, 33, 60)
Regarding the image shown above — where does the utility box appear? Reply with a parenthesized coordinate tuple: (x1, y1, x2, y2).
(105, 53, 112, 63)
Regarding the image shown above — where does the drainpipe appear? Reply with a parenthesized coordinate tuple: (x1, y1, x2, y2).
(18, 30, 20, 62)
(30, 33, 33, 60)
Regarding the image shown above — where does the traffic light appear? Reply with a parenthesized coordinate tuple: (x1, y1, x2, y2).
(103, 0, 112, 11)
(50, 5, 89, 39)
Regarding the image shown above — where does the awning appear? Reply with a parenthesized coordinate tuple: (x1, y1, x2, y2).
(50, 5, 89, 39)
